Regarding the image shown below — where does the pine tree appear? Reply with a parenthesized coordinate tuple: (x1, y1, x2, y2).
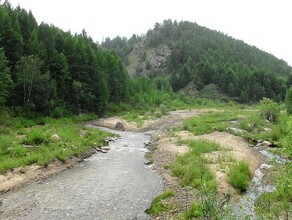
(0, 47, 13, 105)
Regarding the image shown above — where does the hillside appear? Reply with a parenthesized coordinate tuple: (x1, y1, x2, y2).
(102, 20, 292, 102)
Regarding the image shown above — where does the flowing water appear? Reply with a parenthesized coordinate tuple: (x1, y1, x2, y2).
(234, 146, 289, 219)
(0, 126, 163, 220)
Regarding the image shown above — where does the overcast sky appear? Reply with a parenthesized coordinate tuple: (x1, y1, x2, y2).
(9, 0, 292, 66)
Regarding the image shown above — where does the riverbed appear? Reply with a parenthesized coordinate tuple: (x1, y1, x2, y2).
(0, 126, 163, 220)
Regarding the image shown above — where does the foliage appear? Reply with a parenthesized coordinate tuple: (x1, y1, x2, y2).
(103, 19, 291, 103)
(145, 190, 175, 215)
(183, 111, 237, 135)
(0, 5, 130, 116)
(282, 118, 292, 158)
(22, 129, 48, 145)
(285, 87, 292, 115)
(15, 55, 54, 113)
(228, 161, 250, 192)
(255, 118, 292, 219)
(168, 139, 235, 219)
(0, 47, 13, 105)
(260, 98, 280, 123)
(0, 115, 110, 174)
(256, 163, 292, 220)
(185, 184, 235, 220)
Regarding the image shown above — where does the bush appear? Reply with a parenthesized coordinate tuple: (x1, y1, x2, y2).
(285, 87, 292, 115)
(282, 119, 292, 158)
(228, 161, 250, 192)
(260, 98, 280, 123)
(0, 107, 12, 126)
(22, 129, 48, 145)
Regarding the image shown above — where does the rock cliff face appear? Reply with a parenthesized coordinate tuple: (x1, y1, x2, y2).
(148, 45, 171, 69)
(132, 45, 171, 76)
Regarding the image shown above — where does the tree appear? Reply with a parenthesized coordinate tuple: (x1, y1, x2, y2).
(15, 55, 55, 112)
(0, 47, 13, 105)
(285, 87, 292, 115)
(0, 6, 24, 68)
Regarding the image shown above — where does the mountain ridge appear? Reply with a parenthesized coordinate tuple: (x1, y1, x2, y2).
(102, 19, 292, 102)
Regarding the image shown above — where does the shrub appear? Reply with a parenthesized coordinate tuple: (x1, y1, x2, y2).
(282, 119, 292, 158)
(22, 129, 48, 145)
(228, 161, 250, 192)
(285, 87, 292, 115)
(260, 98, 280, 123)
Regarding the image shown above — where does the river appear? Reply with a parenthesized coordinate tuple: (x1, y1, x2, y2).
(0, 126, 163, 220)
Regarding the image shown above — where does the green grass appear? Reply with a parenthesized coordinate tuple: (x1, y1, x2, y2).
(122, 108, 169, 127)
(168, 139, 219, 188)
(168, 139, 236, 218)
(228, 160, 251, 192)
(145, 190, 175, 215)
(182, 105, 288, 148)
(255, 162, 292, 220)
(0, 115, 110, 174)
(183, 111, 239, 135)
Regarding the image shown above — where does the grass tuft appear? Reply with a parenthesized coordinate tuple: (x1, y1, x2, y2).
(145, 190, 175, 215)
(228, 160, 250, 192)
(169, 140, 219, 188)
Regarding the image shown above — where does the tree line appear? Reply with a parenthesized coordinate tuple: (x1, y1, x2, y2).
(0, 3, 130, 117)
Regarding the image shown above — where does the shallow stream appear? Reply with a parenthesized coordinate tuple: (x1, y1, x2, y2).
(234, 146, 289, 219)
(0, 126, 163, 220)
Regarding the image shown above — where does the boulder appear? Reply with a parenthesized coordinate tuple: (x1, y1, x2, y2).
(115, 122, 125, 131)
(261, 140, 272, 148)
(50, 134, 61, 142)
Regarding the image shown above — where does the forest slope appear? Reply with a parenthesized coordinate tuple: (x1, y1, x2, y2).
(102, 20, 292, 102)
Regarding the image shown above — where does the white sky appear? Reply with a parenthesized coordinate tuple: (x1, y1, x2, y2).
(9, 0, 292, 66)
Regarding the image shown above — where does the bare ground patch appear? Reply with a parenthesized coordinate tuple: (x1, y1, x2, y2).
(176, 131, 264, 200)
(94, 109, 212, 132)
(149, 127, 264, 219)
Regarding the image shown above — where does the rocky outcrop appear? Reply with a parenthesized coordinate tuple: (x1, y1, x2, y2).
(132, 45, 172, 76)
(148, 45, 171, 69)
(132, 42, 145, 55)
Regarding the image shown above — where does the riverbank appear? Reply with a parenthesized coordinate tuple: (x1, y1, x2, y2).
(0, 108, 288, 219)
(0, 150, 93, 194)
(0, 124, 163, 220)
(97, 109, 264, 218)
(0, 115, 110, 194)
